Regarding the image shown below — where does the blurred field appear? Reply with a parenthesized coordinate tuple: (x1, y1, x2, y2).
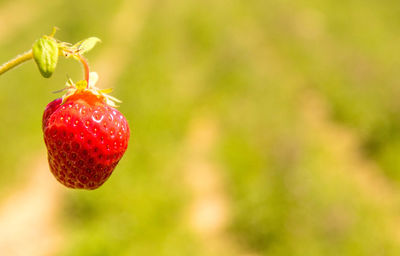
(2, 0, 400, 255)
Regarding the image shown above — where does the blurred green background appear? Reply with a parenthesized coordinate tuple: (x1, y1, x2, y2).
(1, 0, 400, 255)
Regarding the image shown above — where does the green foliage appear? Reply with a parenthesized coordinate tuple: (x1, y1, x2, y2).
(3, 0, 400, 255)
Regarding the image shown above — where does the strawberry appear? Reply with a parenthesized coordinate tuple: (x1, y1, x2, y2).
(42, 76, 130, 189)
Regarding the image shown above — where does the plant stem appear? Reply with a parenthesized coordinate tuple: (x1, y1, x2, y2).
(76, 54, 90, 87)
(0, 50, 33, 75)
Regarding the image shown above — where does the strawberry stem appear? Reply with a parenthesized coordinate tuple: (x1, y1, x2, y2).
(0, 29, 100, 85)
(77, 54, 90, 87)
(0, 50, 33, 75)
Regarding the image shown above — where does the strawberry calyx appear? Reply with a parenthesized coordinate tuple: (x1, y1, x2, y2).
(60, 72, 121, 107)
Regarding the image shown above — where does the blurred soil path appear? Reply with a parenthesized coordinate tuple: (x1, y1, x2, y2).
(184, 116, 258, 256)
(0, 0, 151, 255)
(234, 3, 400, 242)
(0, 1, 62, 255)
(0, 153, 62, 256)
(300, 91, 400, 241)
(0, 1, 62, 249)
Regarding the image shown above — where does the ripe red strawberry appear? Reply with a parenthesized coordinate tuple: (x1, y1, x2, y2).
(43, 86, 130, 190)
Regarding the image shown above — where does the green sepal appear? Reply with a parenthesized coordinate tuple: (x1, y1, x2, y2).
(73, 37, 101, 55)
(32, 36, 59, 78)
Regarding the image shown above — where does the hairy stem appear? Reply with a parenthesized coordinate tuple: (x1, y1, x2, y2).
(0, 50, 33, 75)
(76, 54, 90, 86)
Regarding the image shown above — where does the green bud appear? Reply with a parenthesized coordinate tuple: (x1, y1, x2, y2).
(32, 36, 59, 78)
